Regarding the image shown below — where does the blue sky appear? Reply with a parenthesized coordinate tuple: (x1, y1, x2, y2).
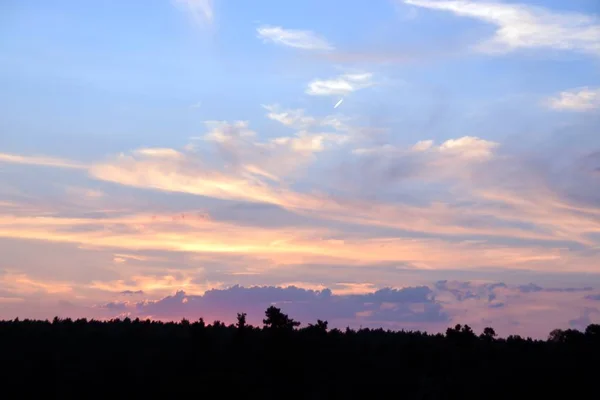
(0, 0, 599, 337)
(3, 0, 597, 156)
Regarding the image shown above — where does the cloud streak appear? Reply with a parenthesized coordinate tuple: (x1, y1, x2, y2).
(0, 153, 86, 169)
(306, 73, 375, 96)
(174, 0, 214, 26)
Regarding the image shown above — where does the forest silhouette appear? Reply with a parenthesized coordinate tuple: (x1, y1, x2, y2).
(2, 305, 598, 399)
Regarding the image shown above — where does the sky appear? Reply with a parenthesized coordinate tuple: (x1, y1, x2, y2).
(1, 0, 599, 338)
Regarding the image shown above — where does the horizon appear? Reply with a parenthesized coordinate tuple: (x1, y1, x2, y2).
(1, 0, 600, 340)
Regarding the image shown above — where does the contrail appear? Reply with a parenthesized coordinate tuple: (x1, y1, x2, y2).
(334, 98, 344, 109)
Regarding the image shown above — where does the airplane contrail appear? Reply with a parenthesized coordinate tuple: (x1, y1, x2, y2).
(334, 98, 344, 109)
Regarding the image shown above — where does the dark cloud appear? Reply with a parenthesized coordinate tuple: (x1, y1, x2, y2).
(435, 280, 509, 303)
(120, 290, 144, 296)
(86, 280, 600, 336)
(132, 285, 449, 327)
(435, 280, 596, 316)
(517, 283, 544, 293)
(99, 301, 129, 311)
(547, 287, 594, 293)
(517, 283, 593, 293)
(569, 308, 599, 330)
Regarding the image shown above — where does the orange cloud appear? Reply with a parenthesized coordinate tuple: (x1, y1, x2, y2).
(0, 212, 595, 272)
(0, 271, 74, 295)
(89, 274, 223, 296)
(2, 131, 599, 281)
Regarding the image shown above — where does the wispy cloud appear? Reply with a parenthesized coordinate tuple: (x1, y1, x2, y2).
(3, 131, 599, 251)
(2, 206, 593, 273)
(545, 87, 600, 111)
(257, 26, 333, 50)
(262, 104, 354, 134)
(405, 0, 600, 56)
(174, 0, 214, 26)
(306, 73, 374, 96)
(87, 120, 348, 207)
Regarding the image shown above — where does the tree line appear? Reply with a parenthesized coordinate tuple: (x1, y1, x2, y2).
(1, 306, 597, 399)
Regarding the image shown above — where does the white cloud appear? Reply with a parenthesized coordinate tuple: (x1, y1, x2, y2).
(404, 0, 600, 56)
(545, 87, 600, 111)
(174, 0, 214, 26)
(197, 120, 348, 179)
(271, 132, 349, 154)
(257, 26, 333, 50)
(438, 136, 498, 160)
(262, 105, 356, 136)
(201, 120, 257, 143)
(412, 140, 434, 152)
(306, 73, 374, 96)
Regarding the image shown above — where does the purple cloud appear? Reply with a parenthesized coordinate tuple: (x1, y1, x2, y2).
(131, 285, 449, 328)
(98, 301, 129, 311)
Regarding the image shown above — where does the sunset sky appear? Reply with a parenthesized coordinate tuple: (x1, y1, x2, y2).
(1, 0, 599, 338)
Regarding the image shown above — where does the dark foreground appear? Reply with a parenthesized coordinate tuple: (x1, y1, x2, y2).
(1, 307, 597, 399)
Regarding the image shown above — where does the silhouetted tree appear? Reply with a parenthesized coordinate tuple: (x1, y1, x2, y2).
(548, 329, 566, 343)
(1, 307, 599, 399)
(480, 327, 497, 341)
(262, 306, 300, 330)
(311, 319, 328, 331)
(586, 324, 600, 337)
(484, 327, 496, 338)
(236, 313, 247, 330)
(461, 324, 475, 336)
